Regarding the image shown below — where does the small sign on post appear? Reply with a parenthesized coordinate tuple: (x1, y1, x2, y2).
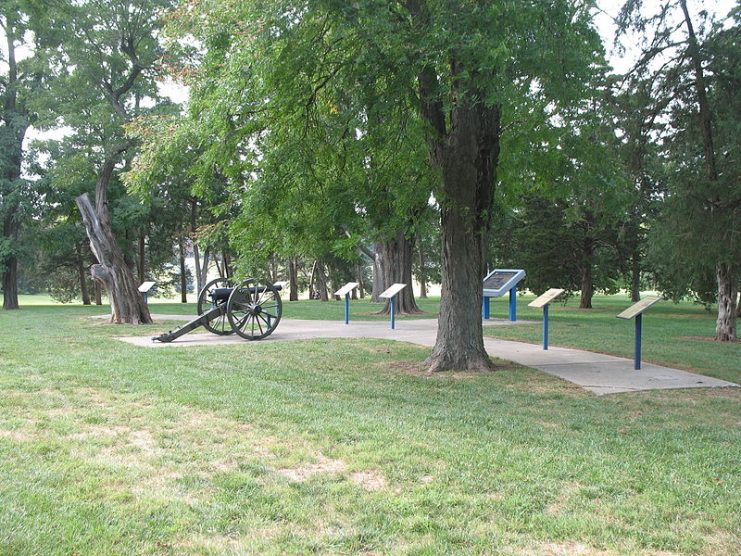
(528, 288, 564, 350)
(379, 283, 407, 330)
(138, 281, 156, 305)
(617, 297, 661, 370)
(482, 269, 526, 321)
(334, 282, 359, 324)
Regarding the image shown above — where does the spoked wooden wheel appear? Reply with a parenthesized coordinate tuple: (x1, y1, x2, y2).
(226, 278, 282, 340)
(197, 278, 235, 336)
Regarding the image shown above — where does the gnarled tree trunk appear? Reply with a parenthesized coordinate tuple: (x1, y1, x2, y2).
(77, 188, 151, 324)
(715, 263, 737, 341)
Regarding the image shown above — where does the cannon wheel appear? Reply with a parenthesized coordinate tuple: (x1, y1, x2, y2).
(197, 278, 234, 336)
(226, 279, 282, 340)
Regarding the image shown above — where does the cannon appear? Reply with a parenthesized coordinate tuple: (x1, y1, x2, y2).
(153, 278, 283, 343)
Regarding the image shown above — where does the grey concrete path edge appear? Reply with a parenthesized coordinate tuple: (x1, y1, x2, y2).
(115, 316, 738, 396)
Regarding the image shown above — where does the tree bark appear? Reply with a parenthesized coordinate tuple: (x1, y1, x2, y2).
(630, 251, 641, 302)
(375, 233, 421, 315)
(76, 191, 152, 324)
(314, 259, 329, 301)
(179, 237, 188, 303)
(288, 257, 299, 301)
(138, 231, 146, 285)
(421, 101, 500, 371)
(1, 244, 19, 310)
(94, 282, 102, 305)
(418, 239, 428, 299)
(579, 232, 595, 309)
(715, 263, 737, 341)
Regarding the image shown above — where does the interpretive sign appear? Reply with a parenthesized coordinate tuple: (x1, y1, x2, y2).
(617, 297, 661, 320)
(138, 281, 156, 293)
(138, 281, 156, 306)
(528, 288, 565, 309)
(379, 283, 406, 330)
(528, 288, 565, 350)
(617, 297, 661, 370)
(482, 269, 526, 297)
(379, 283, 407, 299)
(334, 282, 359, 297)
(334, 282, 359, 325)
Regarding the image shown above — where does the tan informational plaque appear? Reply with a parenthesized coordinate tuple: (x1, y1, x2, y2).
(617, 297, 661, 320)
(334, 282, 359, 297)
(528, 288, 565, 308)
(379, 283, 407, 299)
(138, 281, 156, 293)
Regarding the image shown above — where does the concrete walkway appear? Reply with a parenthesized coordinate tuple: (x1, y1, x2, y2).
(117, 316, 738, 396)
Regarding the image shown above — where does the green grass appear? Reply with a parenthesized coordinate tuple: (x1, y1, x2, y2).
(481, 294, 740, 384)
(62, 291, 737, 382)
(0, 302, 739, 554)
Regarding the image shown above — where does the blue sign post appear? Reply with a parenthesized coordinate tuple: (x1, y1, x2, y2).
(379, 283, 407, 330)
(528, 288, 564, 350)
(482, 269, 526, 321)
(334, 282, 359, 325)
(508, 287, 517, 321)
(617, 297, 661, 370)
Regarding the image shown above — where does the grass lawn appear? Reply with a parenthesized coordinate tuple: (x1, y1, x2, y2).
(1, 300, 739, 554)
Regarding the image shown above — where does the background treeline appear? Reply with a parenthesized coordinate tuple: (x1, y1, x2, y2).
(1, 0, 738, 340)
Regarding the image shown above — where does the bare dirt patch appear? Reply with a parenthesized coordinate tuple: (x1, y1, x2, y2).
(349, 470, 386, 491)
(0, 429, 33, 441)
(528, 542, 616, 556)
(545, 482, 581, 514)
(277, 455, 347, 482)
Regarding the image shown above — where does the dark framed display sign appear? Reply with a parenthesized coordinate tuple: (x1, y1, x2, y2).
(482, 269, 526, 297)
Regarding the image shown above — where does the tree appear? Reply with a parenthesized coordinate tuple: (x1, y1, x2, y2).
(163, 0, 600, 370)
(619, 1, 739, 340)
(0, 2, 41, 310)
(31, 0, 177, 323)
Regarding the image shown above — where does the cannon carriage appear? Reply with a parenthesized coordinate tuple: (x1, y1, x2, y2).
(153, 278, 282, 343)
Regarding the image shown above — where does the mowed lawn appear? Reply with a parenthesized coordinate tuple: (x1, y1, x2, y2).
(0, 300, 739, 555)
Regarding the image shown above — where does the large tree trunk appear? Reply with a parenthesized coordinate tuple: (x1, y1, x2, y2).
(422, 101, 500, 372)
(375, 233, 421, 315)
(715, 263, 737, 341)
(76, 184, 151, 324)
